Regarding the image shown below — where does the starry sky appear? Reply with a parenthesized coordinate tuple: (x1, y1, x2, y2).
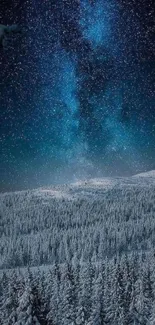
(0, 0, 155, 191)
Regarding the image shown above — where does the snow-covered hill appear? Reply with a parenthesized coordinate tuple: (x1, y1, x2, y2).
(133, 170, 155, 178)
(1, 172, 155, 324)
(0, 172, 155, 269)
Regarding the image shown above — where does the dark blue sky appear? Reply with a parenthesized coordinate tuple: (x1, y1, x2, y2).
(0, 0, 155, 191)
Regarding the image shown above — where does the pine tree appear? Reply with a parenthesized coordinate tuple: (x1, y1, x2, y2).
(88, 270, 106, 325)
(46, 268, 60, 325)
(15, 270, 41, 325)
(0, 272, 9, 320)
(134, 276, 150, 325)
(1, 272, 18, 325)
(105, 260, 127, 325)
(76, 260, 94, 325)
(37, 271, 49, 325)
(61, 262, 76, 325)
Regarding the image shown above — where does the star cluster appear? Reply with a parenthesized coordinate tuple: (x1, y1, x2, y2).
(0, 0, 155, 191)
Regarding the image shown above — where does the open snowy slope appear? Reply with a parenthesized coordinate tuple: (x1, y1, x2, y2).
(1, 171, 155, 324)
(0, 171, 155, 270)
(1, 170, 154, 203)
(133, 170, 155, 178)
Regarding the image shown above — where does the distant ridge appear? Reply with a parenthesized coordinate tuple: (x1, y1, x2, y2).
(133, 170, 155, 177)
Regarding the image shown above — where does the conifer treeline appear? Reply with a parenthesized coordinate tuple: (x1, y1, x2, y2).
(1, 181, 155, 323)
(1, 255, 155, 324)
(0, 185, 155, 268)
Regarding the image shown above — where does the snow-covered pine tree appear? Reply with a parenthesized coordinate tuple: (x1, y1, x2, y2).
(119, 255, 133, 324)
(72, 253, 81, 320)
(46, 266, 61, 325)
(88, 264, 106, 325)
(61, 262, 76, 325)
(0, 271, 19, 325)
(76, 259, 94, 324)
(134, 275, 150, 325)
(0, 272, 9, 323)
(105, 259, 127, 325)
(37, 270, 49, 325)
(15, 269, 41, 325)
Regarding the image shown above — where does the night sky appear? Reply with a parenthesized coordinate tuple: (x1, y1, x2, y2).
(0, 0, 155, 191)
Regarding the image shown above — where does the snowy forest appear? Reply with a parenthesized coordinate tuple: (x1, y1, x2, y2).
(1, 175, 155, 324)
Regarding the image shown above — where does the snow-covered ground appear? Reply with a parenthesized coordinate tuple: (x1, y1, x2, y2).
(1, 171, 154, 203)
(0, 171, 155, 270)
(133, 170, 155, 178)
(1, 171, 155, 324)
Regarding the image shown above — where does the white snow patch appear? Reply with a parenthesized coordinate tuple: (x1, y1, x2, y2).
(35, 188, 72, 200)
(133, 170, 155, 178)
